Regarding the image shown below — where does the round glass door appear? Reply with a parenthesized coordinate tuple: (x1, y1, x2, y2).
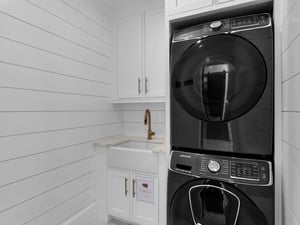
(169, 179, 268, 225)
(172, 34, 267, 121)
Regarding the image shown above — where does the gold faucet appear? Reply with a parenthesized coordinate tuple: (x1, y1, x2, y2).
(144, 109, 155, 140)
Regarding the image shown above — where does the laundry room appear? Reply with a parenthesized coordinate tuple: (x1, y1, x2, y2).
(0, 0, 297, 225)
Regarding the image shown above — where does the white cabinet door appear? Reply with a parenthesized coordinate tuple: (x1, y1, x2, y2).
(167, 0, 271, 19)
(115, 9, 166, 102)
(117, 15, 143, 99)
(107, 169, 130, 219)
(132, 174, 159, 225)
(144, 8, 166, 98)
(168, 0, 213, 16)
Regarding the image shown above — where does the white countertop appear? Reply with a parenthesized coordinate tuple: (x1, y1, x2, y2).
(94, 135, 166, 153)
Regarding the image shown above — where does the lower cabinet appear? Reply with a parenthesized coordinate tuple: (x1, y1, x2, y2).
(107, 169, 130, 219)
(108, 168, 159, 225)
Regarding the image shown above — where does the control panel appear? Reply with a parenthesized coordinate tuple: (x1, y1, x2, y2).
(170, 151, 272, 186)
(230, 162, 259, 180)
(173, 13, 271, 42)
(230, 14, 270, 29)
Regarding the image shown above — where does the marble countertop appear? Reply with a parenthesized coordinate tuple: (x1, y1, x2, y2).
(94, 135, 166, 153)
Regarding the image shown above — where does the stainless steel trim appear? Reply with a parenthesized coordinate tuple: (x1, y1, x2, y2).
(188, 184, 240, 225)
(230, 175, 260, 182)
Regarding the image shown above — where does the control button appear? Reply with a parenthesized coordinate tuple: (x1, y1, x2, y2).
(209, 21, 223, 31)
(208, 160, 221, 173)
(261, 173, 267, 179)
(261, 166, 267, 171)
(258, 15, 268, 23)
(253, 173, 259, 178)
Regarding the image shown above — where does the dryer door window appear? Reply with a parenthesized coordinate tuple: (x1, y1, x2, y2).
(169, 179, 268, 225)
(172, 34, 267, 122)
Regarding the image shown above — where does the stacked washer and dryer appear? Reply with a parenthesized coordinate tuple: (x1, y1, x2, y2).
(168, 13, 274, 225)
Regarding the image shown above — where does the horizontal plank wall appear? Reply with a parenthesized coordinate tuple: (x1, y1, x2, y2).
(281, 0, 300, 224)
(0, 0, 118, 224)
(114, 103, 166, 138)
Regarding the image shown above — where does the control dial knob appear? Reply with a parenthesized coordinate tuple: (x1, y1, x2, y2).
(209, 21, 223, 31)
(208, 160, 221, 173)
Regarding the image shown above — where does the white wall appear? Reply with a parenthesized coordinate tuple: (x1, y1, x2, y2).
(0, 0, 120, 224)
(281, 0, 300, 224)
(114, 103, 166, 138)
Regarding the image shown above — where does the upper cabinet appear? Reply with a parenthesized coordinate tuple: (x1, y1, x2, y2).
(168, 0, 213, 16)
(117, 15, 143, 99)
(116, 8, 166, 102)
(144, 9, 166, 98)
(166, 0, 272, 20)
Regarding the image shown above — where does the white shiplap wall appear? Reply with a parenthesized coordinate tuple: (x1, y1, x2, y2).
(0, 0, 119, 224)
(114, 103, 166, 138)
(281, 0, 300, 224)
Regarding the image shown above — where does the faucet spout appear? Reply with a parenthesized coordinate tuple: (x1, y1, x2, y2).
(144, 109, 155, 140)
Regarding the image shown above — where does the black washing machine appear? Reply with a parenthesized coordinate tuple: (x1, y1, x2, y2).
(167, 151, 274, 225)
(170, 13, 273, 158)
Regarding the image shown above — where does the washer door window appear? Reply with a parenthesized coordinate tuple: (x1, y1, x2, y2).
(189, 185, 240, 225)
(169, 179, 268, 225)
(172, 34, 267, 122)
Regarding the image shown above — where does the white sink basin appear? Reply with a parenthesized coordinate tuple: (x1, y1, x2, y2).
(108, 140, 163, 174)
(114, 140, 163, 151)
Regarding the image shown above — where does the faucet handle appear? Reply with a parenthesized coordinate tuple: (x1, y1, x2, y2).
(148, 130, 155, 140)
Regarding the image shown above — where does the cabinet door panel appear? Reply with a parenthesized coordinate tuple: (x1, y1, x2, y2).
(168, 0, 213, 15)
(132, 174, 158, 225)
(117, 15, 143, 99)
(145, 9, 166, 98)
(107, 169, 130, 219)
